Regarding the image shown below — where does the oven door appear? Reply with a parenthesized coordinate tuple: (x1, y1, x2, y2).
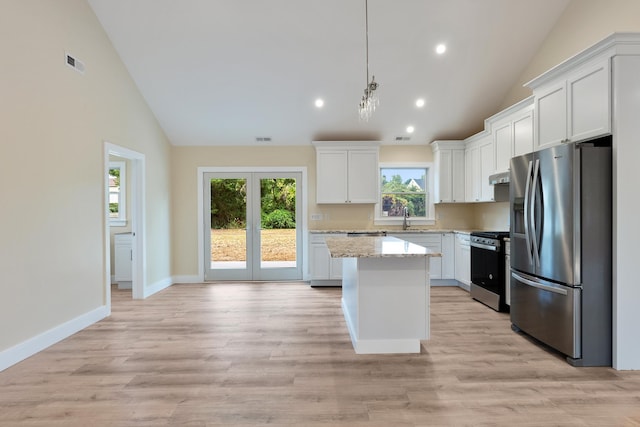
(470, 242, 506, 311)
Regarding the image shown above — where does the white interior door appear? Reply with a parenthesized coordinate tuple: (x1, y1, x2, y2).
(204, 171, 302, 281)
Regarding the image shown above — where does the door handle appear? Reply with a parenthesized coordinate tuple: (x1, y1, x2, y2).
(530, 159, 541, 268)
(512, 271, 568, 295)
(523, 160, 533, 266)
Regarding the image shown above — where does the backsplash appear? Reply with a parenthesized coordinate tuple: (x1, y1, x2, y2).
(471, 202, 510, 231)
(309, 202, 509, 231)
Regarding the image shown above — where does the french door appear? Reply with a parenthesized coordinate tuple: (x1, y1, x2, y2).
(204, 171, 302, 281)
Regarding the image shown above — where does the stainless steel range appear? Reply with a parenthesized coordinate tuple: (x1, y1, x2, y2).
(470, 231, 510, 312)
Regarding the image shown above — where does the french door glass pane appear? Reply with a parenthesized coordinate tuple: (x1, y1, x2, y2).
(259, 178, 297, 269)
(210, 178, 247, 270)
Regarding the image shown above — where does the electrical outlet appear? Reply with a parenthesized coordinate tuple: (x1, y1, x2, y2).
(311, 214, 322, 221)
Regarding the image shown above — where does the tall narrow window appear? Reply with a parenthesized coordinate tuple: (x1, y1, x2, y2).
(109, 161, 126, 226)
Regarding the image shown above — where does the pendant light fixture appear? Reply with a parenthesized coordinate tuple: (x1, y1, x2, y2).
(358, 0, 379, 121)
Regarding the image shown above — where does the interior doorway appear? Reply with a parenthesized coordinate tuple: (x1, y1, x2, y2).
(201, 168, 305, 281)
(104, 142, 146, 303)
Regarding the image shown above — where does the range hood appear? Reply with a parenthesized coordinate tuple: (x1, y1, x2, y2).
(489, 171, 510, 185)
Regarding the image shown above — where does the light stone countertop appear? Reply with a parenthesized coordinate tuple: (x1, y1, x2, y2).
(325, 236, 442, 258)
(309, 229, 474, 235)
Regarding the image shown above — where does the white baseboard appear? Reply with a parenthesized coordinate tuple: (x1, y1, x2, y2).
(0, 305, 109, 372)
(143, 277, 173, 298)
(172, 275, 202, 284)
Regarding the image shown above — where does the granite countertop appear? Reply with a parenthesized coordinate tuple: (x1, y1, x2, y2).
(325, 236, 442, 258)
(310, 229, 474, 235)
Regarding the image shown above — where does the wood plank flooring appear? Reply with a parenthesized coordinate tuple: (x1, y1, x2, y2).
(1, 283, 639, 426)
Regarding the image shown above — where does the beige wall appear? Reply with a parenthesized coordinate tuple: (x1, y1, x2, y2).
(170, 145, 315, 277)
(501, 0, 640, 108)
(170, 143, 486, 278)
(0, 0, 171, 352)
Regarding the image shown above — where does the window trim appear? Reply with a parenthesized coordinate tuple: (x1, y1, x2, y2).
(109, 161, 127, 227)
(374, 162, 435, 226)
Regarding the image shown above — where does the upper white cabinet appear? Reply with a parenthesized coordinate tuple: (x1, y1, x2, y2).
(490, 97, 534, 173)
(313, 142, 379, 204)
(513, 108, 535, 157)
(479, 138, 494, 202)
(530, 58, 611, 151)
(464, 133, 494, 202)
(431, 140, 465, 203)
(464, 140, 480, 202)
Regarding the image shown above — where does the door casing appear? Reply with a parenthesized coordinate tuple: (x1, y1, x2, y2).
(197, 167, 308, 281)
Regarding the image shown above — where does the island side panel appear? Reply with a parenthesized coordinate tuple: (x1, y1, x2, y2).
(358, 257, 429, 342)
(341, 257, 360, 345)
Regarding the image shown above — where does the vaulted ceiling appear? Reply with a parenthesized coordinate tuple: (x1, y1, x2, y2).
(88, 0, 570, 146)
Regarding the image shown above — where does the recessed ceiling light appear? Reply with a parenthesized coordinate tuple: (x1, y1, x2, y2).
(406, 126, 415, 134)
(415, 98, 425, 108)
(436, 44, 446, 55)
(315, 98, 324, 108)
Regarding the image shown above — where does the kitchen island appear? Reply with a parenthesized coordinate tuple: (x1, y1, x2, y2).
(325, 235, 441, 354)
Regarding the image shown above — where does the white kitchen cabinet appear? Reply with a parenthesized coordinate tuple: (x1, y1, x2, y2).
(493, 121, 512, 174)
(114, 232, 132, 289)
(463, 133, 493, 202)
(310, 233, 345, 285)
(454, 232, 471, 289)
(465, 141, 480, 202)
(390, 233, 455, 281)
(533, 58, 610, 151)
(431, 140, 465, 203)
(313, 142, 379, 204)
(441, 233, 455, 279)
(479, 138, 494, 202)
(513, 108, 534, 157)
(491, 98, 535, 173)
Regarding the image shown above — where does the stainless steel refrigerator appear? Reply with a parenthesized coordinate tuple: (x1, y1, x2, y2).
(509, 136, 612, 366)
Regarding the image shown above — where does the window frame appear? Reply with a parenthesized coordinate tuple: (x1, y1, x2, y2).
(109, 161, 127, 227)
(374, 162, 435, 226)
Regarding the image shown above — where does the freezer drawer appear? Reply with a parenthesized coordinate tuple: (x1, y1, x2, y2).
(510, 270, 581, 359)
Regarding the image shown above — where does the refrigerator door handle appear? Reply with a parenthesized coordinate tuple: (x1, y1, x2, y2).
(523, 160, 534, 266)
(511, 271, 568, 295)
(530, 159, 541, 267)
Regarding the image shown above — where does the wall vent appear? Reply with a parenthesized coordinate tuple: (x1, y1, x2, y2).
(256, 137, 272, 142)
(65, 52, 85, 74)
(395, 136, 411, 141)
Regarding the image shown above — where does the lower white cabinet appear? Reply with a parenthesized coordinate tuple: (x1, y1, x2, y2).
(454, 233, 471, 289)
(310, 232, 457, 285)
(310, 233, 345, 285)
(114, 232, 132, 289)
(390, 233, 454, 280)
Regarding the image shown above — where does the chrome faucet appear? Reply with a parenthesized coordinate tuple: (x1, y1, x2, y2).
(402, 206, 410, 230)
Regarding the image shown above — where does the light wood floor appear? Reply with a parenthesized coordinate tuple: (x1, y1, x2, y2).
(1, 284, 639, 426)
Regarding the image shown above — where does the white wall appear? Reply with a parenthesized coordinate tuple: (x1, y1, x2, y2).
(612, 55, 640, 370)
(0, 0, 172, 367)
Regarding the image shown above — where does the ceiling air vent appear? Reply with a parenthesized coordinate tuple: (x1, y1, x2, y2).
(395, 136, 411, 141)
(256, 137, 272, 142)
(65, 52, 85, 74)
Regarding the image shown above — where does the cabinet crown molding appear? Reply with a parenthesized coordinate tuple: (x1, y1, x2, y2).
(526, 32, 640, 90)
(430, 140, 466, 151)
